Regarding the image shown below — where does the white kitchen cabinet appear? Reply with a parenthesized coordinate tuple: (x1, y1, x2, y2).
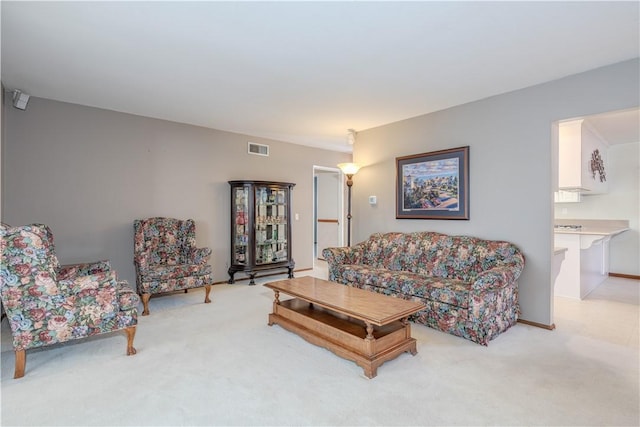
(558, 119, 609, 194)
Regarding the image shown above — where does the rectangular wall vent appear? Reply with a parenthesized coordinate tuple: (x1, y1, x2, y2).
(248, 142, 269, 156)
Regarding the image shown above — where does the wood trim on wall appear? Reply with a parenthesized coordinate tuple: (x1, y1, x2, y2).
(317, 218, 339, 223)
(517, 319, 556, 330)
(609, 272, 640, 280)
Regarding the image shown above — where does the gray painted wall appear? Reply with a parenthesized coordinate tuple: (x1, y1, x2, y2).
(2, 59, 638, 327)
(2, 97, 351, 286)
(1, 89, 3, 217)
(351, 59, 639, 326)
(555, 141, 639, 275)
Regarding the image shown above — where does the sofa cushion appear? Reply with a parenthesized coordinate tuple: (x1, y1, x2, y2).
(151, 245, 184, 265)
(358, 232, 523, 284)
(334, 264, 470, 308)
(362, 232, 439, 271)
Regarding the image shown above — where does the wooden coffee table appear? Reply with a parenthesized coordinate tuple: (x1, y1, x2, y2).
(264, 276, 425, 378)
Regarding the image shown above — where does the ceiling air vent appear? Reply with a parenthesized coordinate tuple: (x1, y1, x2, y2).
(248, 142, 269, 156)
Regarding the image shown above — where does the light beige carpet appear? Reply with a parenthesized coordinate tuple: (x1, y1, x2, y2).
(1, 271, 638, 426)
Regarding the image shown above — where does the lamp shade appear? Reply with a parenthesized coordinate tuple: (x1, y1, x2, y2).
(337, 163, 361, 176)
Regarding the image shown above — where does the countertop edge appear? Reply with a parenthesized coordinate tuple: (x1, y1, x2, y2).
(554, 227, 629, 236)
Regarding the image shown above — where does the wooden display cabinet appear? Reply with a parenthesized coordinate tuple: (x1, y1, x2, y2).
(228, 180, 295, 285)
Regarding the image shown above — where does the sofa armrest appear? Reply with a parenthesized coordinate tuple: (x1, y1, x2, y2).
(322, 244, 366, 281)
(322, 245, 365, 266)
(472, 266, 522, 292)
(187, 247, 212, 265)
(58, 260, 112, 280)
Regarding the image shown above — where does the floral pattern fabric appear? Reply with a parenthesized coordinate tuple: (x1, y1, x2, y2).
(0, 224, 139, 352)
(323, 231, 525, 345)
(57, 260, 112, 280)
(133, 217, 213, 296)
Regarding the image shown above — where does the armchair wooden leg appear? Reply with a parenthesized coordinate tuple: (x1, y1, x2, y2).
(14, 349, 26, 379)
(204, 284, 212, 304)
(125, 326, 137, 355)
(141, 293, 150, 316)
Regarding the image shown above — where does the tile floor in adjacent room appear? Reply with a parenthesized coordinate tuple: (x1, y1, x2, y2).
(553, 275, 639, 348)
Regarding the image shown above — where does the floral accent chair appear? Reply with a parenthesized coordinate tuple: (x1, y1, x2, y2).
(133, 217, 213, 315)
(0, 224, 139, 378)
(0, 222, 10, 320)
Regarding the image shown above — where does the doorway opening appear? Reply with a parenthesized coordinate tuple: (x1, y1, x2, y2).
(551, 107, 639, 327)
(313, 166, 343, 267)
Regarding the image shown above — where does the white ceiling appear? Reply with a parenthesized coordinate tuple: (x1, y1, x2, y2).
(584, 108, 640, 146)
(2, 1, 639, 152)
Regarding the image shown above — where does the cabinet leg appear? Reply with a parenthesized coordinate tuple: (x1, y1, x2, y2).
(249, 274, 256, 285)
(228, 272, 235, 284)
(288, 268, 294, 279)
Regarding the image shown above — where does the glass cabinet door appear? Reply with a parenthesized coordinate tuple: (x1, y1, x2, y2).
(228, 180, 295, 285)
(232, 185, 250, 265)
(255, 185, 288, 265)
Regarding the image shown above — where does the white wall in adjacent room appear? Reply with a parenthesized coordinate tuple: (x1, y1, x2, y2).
(556, 141, 640, 276)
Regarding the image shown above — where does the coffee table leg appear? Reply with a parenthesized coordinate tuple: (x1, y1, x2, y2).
(401, 317, 418, 356)
(268, 291, 280, 326)
(365, 322, 374, 341)
(363, 322, 378, 378)
(364, 365, 377, 379)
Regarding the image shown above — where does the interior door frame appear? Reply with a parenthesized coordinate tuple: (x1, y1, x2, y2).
(313, 165, 343, 264)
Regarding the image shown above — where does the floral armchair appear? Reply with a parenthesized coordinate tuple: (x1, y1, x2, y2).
(0, 224, 139, 378)
(133, 217, 213, 315)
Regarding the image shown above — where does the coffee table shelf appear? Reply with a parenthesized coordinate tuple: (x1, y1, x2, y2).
(264, 276, 425, 378)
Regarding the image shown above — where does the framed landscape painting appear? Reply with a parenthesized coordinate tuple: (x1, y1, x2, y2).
(396, 146, 469, 220)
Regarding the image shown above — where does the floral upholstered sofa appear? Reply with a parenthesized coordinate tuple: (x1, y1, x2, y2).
(322, 232, 525, 345)
(1, 223, 139, 378)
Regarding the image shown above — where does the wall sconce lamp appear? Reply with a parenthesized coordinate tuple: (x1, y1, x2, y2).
(337, 162, 361, 246)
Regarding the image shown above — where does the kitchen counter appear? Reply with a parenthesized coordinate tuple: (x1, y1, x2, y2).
(554, 226, 629, 236)
(553, 219, 629, 299)
(554, 219, 629, 236)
